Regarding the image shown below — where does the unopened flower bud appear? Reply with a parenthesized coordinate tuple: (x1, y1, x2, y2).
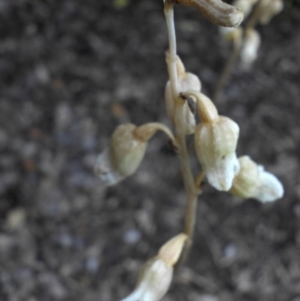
(240, 29, 261, 68)
(258, 0, 283, 25)
(95, 123, 176, 185)
(95, 124, 147, 185)
(165, 54, 201, 135)
(230, 156, 284, 202)
(233, 0, 258, 18)
(120, 234, 186, 301)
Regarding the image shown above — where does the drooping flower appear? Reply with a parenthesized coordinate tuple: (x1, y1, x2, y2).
(182, 91, 240, 191)
(95, 124, 147, 185)
(195, 115, 240, 191)
(95, 122, 176, 185)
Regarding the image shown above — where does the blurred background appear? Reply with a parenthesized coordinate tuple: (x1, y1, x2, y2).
(0, 0, 300, 300)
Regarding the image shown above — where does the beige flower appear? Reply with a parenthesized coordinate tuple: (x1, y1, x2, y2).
(95, 124, 147, 185)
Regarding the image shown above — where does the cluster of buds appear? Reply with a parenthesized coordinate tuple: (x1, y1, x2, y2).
(179, 90, 283, 201)
(220, 0, 284, 68)
(120, 234, 187, 301)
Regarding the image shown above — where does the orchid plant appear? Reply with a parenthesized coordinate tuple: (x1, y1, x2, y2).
(95, 0, 284, 300)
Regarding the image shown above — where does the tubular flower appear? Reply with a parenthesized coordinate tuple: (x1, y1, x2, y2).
(165, 53, 201, 135)
(230, 156, 284, 202)
(120, 234, 187, 301)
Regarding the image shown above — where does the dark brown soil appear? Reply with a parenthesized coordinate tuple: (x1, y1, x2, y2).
(0, 1, 300, 301)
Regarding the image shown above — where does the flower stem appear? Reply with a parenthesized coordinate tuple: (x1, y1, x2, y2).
(164, 1, 198, 268)
(164, 1, 179, 98)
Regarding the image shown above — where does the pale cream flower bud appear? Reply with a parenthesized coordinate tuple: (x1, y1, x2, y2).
(165, 54, 201, 135)
(120, 234, 186, 301)
(258, 0, 284, 25)
(95, 124, 147, 185)
(240, 29, 261, 68)
(95, 123, 176, 185)
(230, 156, 284, 202)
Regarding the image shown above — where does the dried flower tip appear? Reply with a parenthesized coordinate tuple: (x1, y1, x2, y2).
(158, 233, 187, 266)
(120, 257, 173, 301)
(174, 0, 244, 27)
(240, 29, 261, 68)
(233, 0, 258, 18)
(165, 55, 201, 135)
(258, 0, 284, 25)
(194, 115, 240, 191)
(230, 156, 284, 202)
(95, 124, 147, 185)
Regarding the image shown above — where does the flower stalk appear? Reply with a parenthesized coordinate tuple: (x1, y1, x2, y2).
(164, 1, 201, 267)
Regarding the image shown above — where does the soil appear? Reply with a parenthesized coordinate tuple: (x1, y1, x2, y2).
(0, 1, 300, 301)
